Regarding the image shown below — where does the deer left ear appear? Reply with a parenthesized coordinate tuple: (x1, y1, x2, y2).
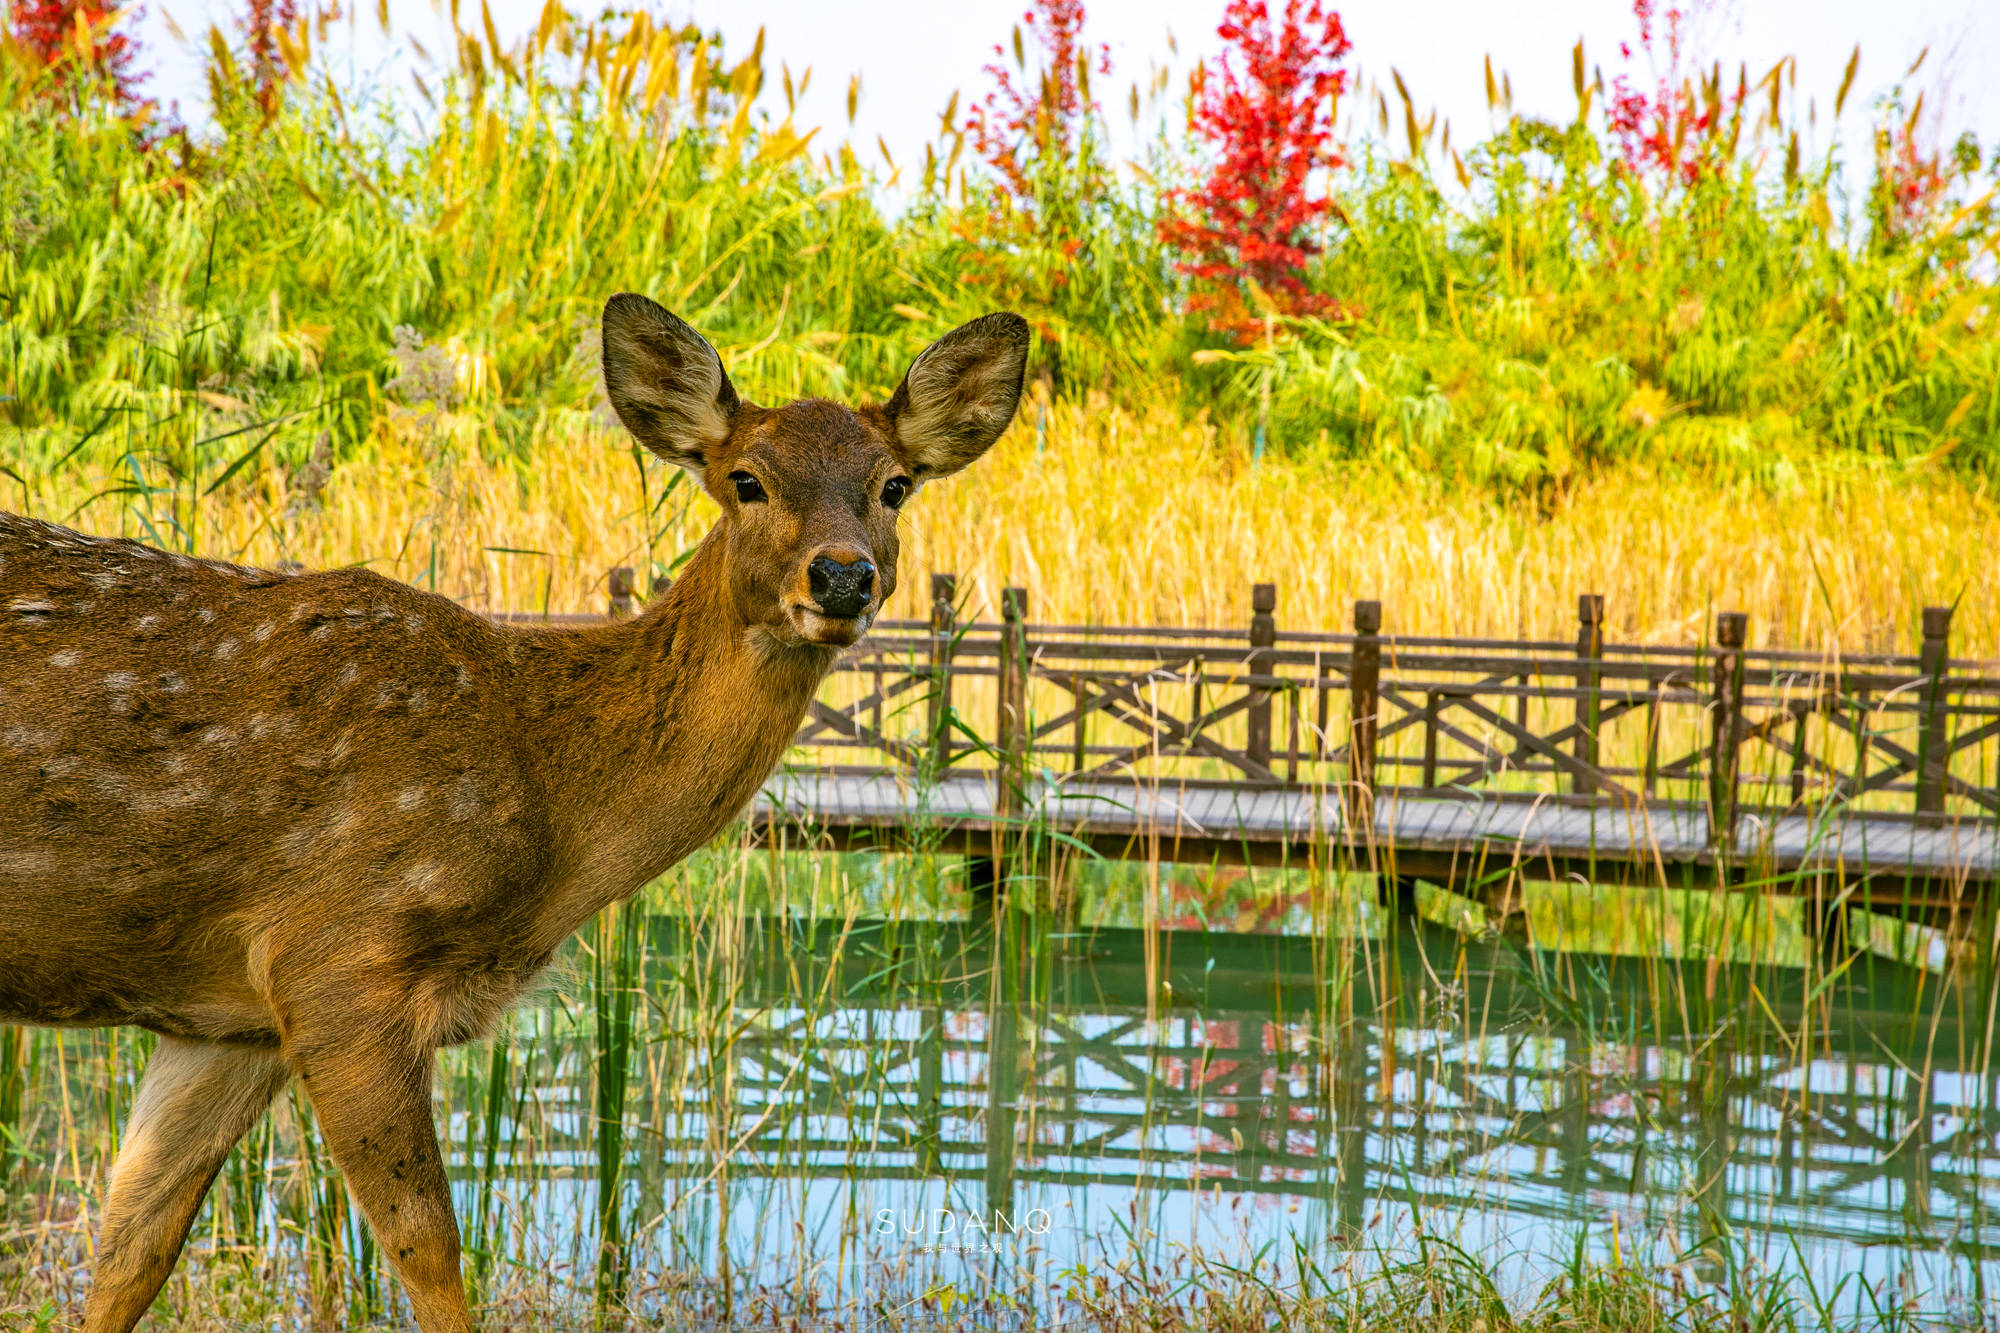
(884, 313, 1030, 479)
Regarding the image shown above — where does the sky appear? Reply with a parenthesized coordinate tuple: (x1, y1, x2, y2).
(128, 0, 2000, 190)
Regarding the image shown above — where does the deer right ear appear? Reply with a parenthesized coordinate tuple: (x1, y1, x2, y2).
(601, 293, 740, 471)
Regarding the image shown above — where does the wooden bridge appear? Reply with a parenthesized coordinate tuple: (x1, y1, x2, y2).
(517, 572, 2000, 932)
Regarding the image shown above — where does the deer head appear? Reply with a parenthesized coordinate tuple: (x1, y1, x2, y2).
(601, 293, 1030, 648)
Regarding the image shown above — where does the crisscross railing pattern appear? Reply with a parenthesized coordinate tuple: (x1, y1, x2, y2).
(790, 575, 2000, 837)
(506, 570, 2000, 894)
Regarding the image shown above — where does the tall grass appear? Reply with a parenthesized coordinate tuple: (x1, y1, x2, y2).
(15, 391, 1997, 651)
(1, 844, 1992, 1329)
(1, 3, 1997, 560)
(2, 6, 1997, 1329)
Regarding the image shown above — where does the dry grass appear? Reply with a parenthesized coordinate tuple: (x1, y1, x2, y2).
(28, 394, 1999, 657)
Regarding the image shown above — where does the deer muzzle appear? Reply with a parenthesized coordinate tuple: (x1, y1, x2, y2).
(807, 554, 875, 620)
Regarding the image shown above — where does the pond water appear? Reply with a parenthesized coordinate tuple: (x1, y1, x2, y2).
(456, 911, 2000, 1323)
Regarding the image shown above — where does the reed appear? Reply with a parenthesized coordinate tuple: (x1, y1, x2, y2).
(2, 3, 1997, 1328)
(1, 843, 1991, 1329)
(0, 5, 1995, 651)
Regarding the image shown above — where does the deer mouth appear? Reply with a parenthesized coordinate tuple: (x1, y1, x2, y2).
(791, 605, 874, 647)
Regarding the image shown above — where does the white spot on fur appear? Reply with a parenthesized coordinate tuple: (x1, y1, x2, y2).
(215, 636, 241, 661)
(397, 785, 427, 812)
(163, 754, 189, 776)
(86, 571, 119, 590)
(199, 725, 238, 746)
(133, 780, 210, 813)
(0, 848, 54, 876)
(134, 614, 161, 633)
(405, 613, 426, 634)
(450, 772, 485, 821)
(196, 608, 216, 624)
(2, 725, 57, 752)
(407, 689, 429, 714)
(453, 663, 473, 694)
(158, 671, 186, 693)
(43, 753, 80, 778)
(336, 663, 359, 687)
(253, 622, 276, 642)
(103, 672, 138, 691)
(311, 624, 334, 641)
(9, 598, 55, 614)
(49, 650, 81, 668)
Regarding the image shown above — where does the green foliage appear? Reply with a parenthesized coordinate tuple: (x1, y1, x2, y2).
(1194, 122, 2000, 488)
(1, 8, 1996, 501)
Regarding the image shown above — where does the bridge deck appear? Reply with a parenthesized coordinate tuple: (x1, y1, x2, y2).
(758, 770, 1999, 906)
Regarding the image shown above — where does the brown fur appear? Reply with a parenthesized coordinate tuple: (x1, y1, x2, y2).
(0, 296, 1028, 1333)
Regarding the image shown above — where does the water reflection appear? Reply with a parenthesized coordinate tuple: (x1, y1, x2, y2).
(467, 915, 2000, 1315)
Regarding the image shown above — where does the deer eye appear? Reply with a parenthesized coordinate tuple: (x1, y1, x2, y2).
(880, 476, 912, 509)
(730, 471, 767, 504)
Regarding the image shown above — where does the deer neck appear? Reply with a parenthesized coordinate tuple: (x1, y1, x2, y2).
(510, 527, 835, 935)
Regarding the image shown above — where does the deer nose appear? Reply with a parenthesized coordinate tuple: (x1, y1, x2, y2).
(808, 554, 875, 619)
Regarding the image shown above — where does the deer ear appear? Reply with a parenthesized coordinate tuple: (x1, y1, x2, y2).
(601, 293, 740, 471)
(884, 312, 1030, 479)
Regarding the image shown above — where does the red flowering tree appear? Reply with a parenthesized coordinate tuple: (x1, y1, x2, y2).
(1160, 0, 1352, 339)
(964, 0, 1110, 210)
(1865, 99, 1984, 250)
(238, 0, 301, 116)
(1604, 0, 1735, 187)
(6, 0, 150, 113)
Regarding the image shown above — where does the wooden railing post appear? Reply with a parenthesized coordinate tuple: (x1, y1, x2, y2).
(997, 587, 1029, 819)
(1710, 612, 1747, 852)
(1247, 582, 1277, 771)
(928, 573, 957, 772)
(1917, 605, 1952, 817)
(1347, 600, 1382, 827)
(1573, 593, 1605, 796)
(607, 565, 637, 619)
(974, 586, 1030, 912)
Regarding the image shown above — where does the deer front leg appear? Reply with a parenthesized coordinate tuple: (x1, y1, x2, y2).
(291, 1030, 472, 1333)
(84, 1037, 289, 1333)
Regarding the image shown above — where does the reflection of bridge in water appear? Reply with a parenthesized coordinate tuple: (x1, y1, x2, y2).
(616, 918, 2000, 1260)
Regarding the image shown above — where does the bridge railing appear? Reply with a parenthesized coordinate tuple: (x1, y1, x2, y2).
(515, 568, 2000, 839)
(787, 576, 2000, 836)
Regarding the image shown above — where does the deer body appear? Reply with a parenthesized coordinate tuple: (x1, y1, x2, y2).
(1, 520, 826, 1047)
(0, 296, 1029, 1333)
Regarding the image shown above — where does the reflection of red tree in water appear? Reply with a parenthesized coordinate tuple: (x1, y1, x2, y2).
(1165, 869, 1314, 933)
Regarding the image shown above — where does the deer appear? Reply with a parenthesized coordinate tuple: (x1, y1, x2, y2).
(0, 293, 1029, 1333)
